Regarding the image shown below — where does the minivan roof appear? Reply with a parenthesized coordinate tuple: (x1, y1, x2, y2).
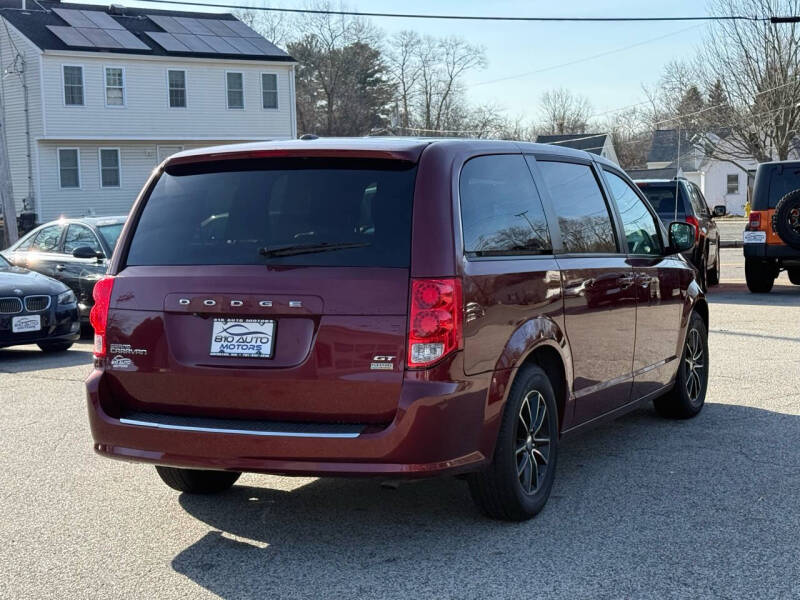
(166, 137, 610, 167)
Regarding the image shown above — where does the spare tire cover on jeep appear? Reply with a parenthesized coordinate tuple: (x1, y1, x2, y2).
(773, 189, 800, 249)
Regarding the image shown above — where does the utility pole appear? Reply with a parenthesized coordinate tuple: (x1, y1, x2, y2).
(0, 114, 18, 247)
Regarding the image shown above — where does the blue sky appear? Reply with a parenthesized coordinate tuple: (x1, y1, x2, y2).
(76, 0, 710, 121)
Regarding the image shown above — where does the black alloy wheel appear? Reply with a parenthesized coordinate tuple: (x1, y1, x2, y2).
(467, 364, 559, 521)
(515, 390, 552, 496)
(654, 311, 708, 419)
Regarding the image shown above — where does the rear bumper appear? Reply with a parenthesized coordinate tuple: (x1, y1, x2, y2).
(743, 242, 800, 261)
(85, 360, 497, 478)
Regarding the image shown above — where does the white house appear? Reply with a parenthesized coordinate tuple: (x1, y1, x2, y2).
(629, 129, 796, 215)
(0, 0, 296, 223)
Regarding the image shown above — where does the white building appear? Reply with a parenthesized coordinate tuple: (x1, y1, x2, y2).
(628, 129, 793, 215)
(0, 0, 296, 223)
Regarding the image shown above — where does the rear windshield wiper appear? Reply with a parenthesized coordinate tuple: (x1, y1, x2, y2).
(258, 241, 371, 258)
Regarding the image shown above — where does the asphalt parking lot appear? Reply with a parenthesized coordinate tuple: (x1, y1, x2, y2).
(1, 247, 799, 600)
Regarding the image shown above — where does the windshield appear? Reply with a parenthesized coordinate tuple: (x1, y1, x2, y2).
(637, 183, 687, 222)
(0, 253, 9, 267)
(97, 223, 124, 250)
(125, 158, 417, 268)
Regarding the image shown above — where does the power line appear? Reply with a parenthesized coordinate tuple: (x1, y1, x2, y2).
(131, 0, 774, 22)
(473, 24, 702, 87)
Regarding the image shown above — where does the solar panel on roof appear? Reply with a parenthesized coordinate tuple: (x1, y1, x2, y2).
(172, 33, 216, 53)
(223, 20, 261, 38)
(148, 15, 191, 34)
(113, 29, 151, 51)
(53, 8, 97, 29)
(202, 19, 239, 36)
(81, 10, 125, 30)
(144, 13, 283, 55)
(247, 37, 281, 54)
(145, 31, 190, 52)
(174, 17, 213, 35)
(222, 36, 261, 54)
(198, 35, 239, 54)
(76, 27, 123, 48)
(47, 25, 95, 48)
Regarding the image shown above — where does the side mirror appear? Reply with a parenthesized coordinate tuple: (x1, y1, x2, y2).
(713, 205, 727, 218)
(72, 246, 104, 260)
(667, 222, 695, 254)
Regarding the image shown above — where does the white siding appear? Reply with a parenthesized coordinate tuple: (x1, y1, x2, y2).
(41, 53, 294, 140)
(36, 139, 229, 222)
(701, 161, 753, 216)
(0, 19, 44, 214)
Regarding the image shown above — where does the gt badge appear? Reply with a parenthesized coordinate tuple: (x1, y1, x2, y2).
(371, 355, 396, 371)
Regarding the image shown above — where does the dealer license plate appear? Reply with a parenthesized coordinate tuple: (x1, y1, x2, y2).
(209, 319, 275, 358)
(12, 315, 41, 333)
(743, 231, 766, 244)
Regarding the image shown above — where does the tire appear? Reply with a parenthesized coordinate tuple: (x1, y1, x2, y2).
(773, 189, 800, 249)
(745, 257, 775, 293)
(37, 341, 73, 353)
(654, 311, 708, 420)
(155, 466, 240, 494)
(788, 268, 800, 285)
(707, 245, 720, 286)
(467, 364, 559, 521)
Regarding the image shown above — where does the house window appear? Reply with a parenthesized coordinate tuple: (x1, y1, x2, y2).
(727, 173, 739, 195)
(168, 70, 186, 108)
(226, 72, 244, 109)
(63, 66, 84, 106)
(99, 149, 120, 188)
(58, 148, 80, 188)
(261, 73, 278, 109)
(105, 67, 125, 106)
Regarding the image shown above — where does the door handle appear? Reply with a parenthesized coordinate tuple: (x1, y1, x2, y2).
(56, 264, 65, 271)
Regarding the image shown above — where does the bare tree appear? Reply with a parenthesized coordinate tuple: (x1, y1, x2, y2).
(699, 0, 800, 162)
(538, 88, 592, 134)
(234, 8, 293, 48)
(598, 106, 652, 169)
(414, 36, 487, 132)
(385, 30, 422, 129)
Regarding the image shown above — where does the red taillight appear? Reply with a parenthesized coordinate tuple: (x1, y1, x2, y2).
(407, 278, 462, 368)
(89, 276, 114, 357)
(685, 215, 700, 242)
(749, 211, 762, 230)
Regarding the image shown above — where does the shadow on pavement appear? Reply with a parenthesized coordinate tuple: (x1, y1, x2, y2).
(707, 282, 800, 306)
(171, 403, 800, 599)
(0, 340, 93, 373)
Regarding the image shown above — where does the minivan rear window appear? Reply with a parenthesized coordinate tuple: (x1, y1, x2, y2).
(125, 158, 417, 268)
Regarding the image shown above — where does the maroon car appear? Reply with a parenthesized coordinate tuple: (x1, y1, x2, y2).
(85, 138, 706, 520)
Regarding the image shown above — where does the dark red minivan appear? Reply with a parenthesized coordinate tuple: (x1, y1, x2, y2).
(86, 138, 707, 520)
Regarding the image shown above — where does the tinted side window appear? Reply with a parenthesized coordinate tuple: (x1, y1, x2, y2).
(460, 155, 551, 256)
(537, 161, 617, 253)
(64, 224, 102, 254)
(31, 225, 64, 253)
(689, 184, 709, 216)
(604, 171, 662, 256)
